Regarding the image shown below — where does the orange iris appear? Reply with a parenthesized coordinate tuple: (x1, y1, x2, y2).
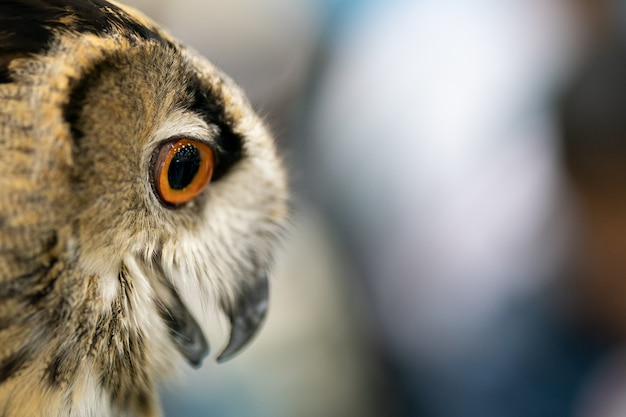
(154, 138, 214, 205)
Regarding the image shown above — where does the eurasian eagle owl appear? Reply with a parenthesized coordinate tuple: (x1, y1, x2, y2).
(0, 1, 289, 416)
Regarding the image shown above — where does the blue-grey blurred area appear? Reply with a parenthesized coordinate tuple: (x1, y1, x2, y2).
(124, 0, 626, 416)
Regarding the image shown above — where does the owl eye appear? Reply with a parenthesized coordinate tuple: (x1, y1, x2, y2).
(153, 138, 215, 205)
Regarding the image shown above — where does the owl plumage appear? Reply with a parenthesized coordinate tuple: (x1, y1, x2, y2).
(0, 1, 289, 416)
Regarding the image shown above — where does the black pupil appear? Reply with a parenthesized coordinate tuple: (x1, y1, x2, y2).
(168, 144, 201, 190)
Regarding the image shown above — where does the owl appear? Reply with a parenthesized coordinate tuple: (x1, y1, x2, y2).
(0, 1, 289, 416)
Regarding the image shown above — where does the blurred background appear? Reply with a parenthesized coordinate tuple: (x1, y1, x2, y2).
(124, 0, 626, 416)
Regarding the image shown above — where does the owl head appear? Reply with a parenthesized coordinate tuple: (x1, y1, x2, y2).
(0, 0, 288, 415)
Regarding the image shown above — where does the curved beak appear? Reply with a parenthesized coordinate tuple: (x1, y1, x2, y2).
(157, 282, 209, 368)
(217, 274, 269, 363)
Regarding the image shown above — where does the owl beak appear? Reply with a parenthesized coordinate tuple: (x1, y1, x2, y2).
(216, 274, 269, 363)
(157, 281, 209, 368)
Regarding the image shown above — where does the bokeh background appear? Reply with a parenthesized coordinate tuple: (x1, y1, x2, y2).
(123, 0, 626, 416)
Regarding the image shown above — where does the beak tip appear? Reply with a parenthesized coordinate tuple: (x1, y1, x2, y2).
(188, 344, 210, 368)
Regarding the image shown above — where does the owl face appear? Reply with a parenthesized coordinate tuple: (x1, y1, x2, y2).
(0, 1, 288, 416)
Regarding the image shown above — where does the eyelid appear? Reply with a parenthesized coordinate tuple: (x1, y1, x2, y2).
(148, 110, 218, 149)
(159, 135, 220, 168)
